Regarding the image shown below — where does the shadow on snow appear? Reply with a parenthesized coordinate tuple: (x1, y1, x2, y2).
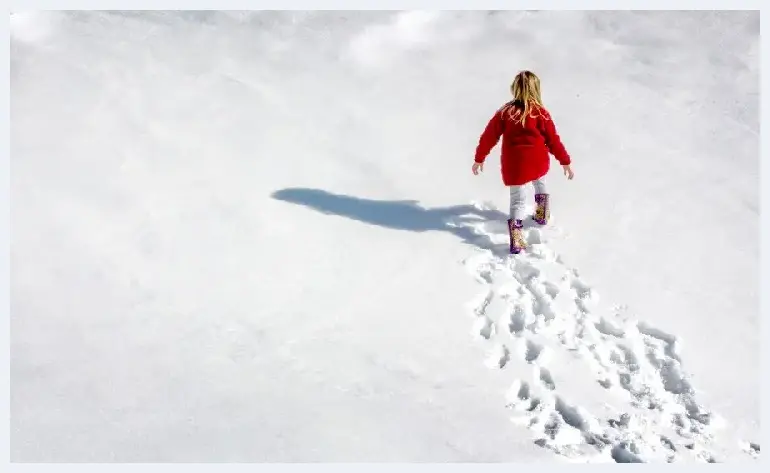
(272, 187, 537, 253)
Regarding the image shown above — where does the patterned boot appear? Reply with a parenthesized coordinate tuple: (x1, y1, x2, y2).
(508, 218, 527, 254)
(533, 193, 550, 225)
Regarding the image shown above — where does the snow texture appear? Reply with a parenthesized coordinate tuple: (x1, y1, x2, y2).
(11, 10, 759, 463)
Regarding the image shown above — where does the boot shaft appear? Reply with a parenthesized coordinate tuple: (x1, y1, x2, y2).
(507, 218, 526, 254)
(534, 193, 550, 225)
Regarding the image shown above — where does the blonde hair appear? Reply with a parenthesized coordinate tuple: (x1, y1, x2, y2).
(502, 70, 544, 126)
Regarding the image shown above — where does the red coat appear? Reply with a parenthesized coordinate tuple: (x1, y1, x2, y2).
(474, 101, 571, 186)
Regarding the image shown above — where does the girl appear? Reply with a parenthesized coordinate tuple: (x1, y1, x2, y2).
(472, 70, 574, 254)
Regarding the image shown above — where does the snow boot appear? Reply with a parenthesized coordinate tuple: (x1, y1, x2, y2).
(533, 193, 550, 225)
(508, 218, 527, 254)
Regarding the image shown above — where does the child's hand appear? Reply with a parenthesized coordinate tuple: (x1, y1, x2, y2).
(562, 164, 574, 180)
(472, 162, 484, 175)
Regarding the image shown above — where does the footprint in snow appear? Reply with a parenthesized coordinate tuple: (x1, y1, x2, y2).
(536, 366, 556, 391)
(522, 338, 546, 364)
(486, 344, 511, 369)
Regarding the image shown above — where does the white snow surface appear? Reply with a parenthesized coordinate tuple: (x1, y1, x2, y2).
(11, 10, 759, 463)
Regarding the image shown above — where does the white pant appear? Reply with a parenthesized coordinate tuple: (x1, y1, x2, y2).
(509, 178, 547, 221)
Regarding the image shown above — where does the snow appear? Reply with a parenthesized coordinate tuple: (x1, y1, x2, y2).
(10, 10, 759, 463)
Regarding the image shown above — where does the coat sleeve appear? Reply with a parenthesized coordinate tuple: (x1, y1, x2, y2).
(538, 109, 571, 166)
(474, 109, 504, 164)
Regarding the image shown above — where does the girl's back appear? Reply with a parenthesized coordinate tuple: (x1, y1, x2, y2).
(498, 99, 550, 149)
(473, 71, 572, 186)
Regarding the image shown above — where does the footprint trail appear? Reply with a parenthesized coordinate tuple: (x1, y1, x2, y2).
(452, 202, 757, 463)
